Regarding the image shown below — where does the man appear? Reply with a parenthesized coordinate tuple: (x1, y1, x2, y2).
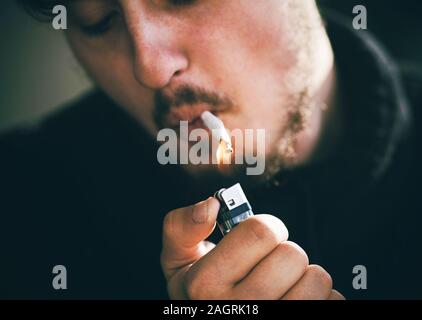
(1, 0, 421, 299)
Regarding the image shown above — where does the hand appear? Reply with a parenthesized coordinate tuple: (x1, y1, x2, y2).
(161, 197, 344, 300)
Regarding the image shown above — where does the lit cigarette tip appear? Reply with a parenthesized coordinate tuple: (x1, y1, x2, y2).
(201, 111, 233, 153)
(221, 139, 233, 153)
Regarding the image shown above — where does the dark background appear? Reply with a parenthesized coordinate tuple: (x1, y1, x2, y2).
(322, 0, 422, 64)
(0, 0, 421, 131)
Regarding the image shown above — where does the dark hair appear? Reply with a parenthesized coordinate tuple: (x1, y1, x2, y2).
(19, 0, 327, 22)
(17, 0, 66, 22)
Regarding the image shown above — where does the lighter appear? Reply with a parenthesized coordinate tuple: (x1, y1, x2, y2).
(214, 183, 254, 235)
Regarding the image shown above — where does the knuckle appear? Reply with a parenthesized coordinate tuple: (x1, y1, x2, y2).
(184, 269, 213, 300)
(185, 264, 227, 300)
(248, 215, 288, 244)
(306, 264, 333, 289)
(184, 269, 204, 299)
(250, 218, 273, 240)
(278, 241, 309, 267)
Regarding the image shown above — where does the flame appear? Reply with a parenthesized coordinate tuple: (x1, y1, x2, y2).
(216, 140, 232, 165)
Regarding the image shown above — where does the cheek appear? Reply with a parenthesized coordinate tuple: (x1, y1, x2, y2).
(203, 9, 302, 151)
(202, 4, 296, 99)
(67, 33, 156, 133)
(220, 30, 294, 134)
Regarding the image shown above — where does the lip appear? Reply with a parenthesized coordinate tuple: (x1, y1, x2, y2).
(163, 104, 226, 130)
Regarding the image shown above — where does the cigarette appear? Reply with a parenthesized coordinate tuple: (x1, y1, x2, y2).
(201, 111, 233, 153)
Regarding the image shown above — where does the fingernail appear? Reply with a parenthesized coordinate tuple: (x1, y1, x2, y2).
(192, 198, 211, 224)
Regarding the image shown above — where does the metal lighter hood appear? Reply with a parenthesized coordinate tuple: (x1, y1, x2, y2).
(214, 183, 254, 235)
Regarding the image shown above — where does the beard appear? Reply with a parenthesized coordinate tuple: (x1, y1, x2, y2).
(176, 84, 317, 192)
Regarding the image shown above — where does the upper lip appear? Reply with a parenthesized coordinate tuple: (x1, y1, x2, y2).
(164, 104, 228, 129)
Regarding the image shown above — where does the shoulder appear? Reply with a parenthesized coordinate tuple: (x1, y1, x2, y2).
(0, 89, 142, 177)
(0, 90, 123, 234)
(0, 90, 118, 152)
(401, 65, 422, 116)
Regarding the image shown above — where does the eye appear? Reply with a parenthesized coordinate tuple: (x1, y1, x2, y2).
(168, 0, 197, 7)
(80, 12, 117, 37)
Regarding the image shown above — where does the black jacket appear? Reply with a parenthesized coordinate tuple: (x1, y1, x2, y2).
(1, 11, 421, 299)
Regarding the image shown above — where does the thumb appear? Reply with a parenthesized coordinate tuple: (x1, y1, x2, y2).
(161, 197, 220, 279)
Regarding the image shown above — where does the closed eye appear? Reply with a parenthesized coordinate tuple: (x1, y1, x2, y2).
(80, 12, 117, 37)
(168, 0, 197, 7)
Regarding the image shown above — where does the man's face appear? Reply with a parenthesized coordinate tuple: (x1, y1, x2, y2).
(66, 0, 334, 178)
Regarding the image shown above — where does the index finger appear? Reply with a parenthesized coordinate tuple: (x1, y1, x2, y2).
(186, 214, 289, 288)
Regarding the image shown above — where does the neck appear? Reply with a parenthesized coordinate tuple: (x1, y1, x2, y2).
(293, 62, 340, 167)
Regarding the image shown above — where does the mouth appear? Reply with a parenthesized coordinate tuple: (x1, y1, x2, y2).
(163, 104, 228, 131)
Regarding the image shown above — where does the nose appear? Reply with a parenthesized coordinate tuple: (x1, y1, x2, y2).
(127, 14, 189, 89)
